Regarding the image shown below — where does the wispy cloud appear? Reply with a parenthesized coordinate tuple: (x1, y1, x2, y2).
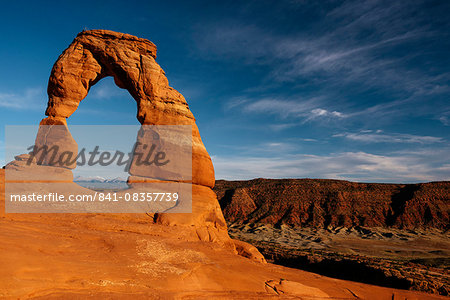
(439, 112, 450, 126)
(194, 1, 450, 132)
(89, 78, 129, 100)
(268, 123, 297, 131)
(195, 0, 450, 95)
(224, 96, 251, 110)
(307, 108, 345, 121)
(244, 98, 320, 116)
(212, 149, 450, 183)
(333, 130, 444, 144)
(228, 97, 345, 122)
(0, 88, 46, 110)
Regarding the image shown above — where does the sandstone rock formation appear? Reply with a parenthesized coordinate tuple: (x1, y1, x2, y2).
(43, 29, 214, 188)
(215, 178, 450, 230)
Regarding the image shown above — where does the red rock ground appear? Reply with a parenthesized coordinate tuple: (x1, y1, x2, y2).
(0, 170, 446, 299)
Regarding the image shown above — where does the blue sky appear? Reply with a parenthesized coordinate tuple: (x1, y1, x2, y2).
(1, 0, 449, 183)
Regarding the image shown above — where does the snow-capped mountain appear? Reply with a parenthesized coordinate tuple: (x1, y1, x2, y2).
(74, 176, 126, 183)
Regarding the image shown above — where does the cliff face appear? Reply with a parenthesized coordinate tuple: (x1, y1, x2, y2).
(214, 179, 450, 230)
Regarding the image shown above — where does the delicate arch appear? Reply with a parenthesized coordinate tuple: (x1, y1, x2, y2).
(40, 30, 214, 188)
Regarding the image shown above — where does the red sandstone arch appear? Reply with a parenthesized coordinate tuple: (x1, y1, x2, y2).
(40, 29, 214, 188)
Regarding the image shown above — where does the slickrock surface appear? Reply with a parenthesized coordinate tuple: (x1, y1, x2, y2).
(1, 169, 446, 299)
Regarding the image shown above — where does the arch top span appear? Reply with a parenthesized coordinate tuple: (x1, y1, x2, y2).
(45, 29, 192, 126)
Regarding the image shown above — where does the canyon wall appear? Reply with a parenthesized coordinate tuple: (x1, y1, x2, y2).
(215, 179, 450, 230)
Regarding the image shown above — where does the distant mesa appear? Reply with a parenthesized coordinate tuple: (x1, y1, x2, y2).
(215, 178, 450, 230)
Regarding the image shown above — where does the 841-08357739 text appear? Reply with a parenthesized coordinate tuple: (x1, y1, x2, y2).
(9, 192, 179, 202)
